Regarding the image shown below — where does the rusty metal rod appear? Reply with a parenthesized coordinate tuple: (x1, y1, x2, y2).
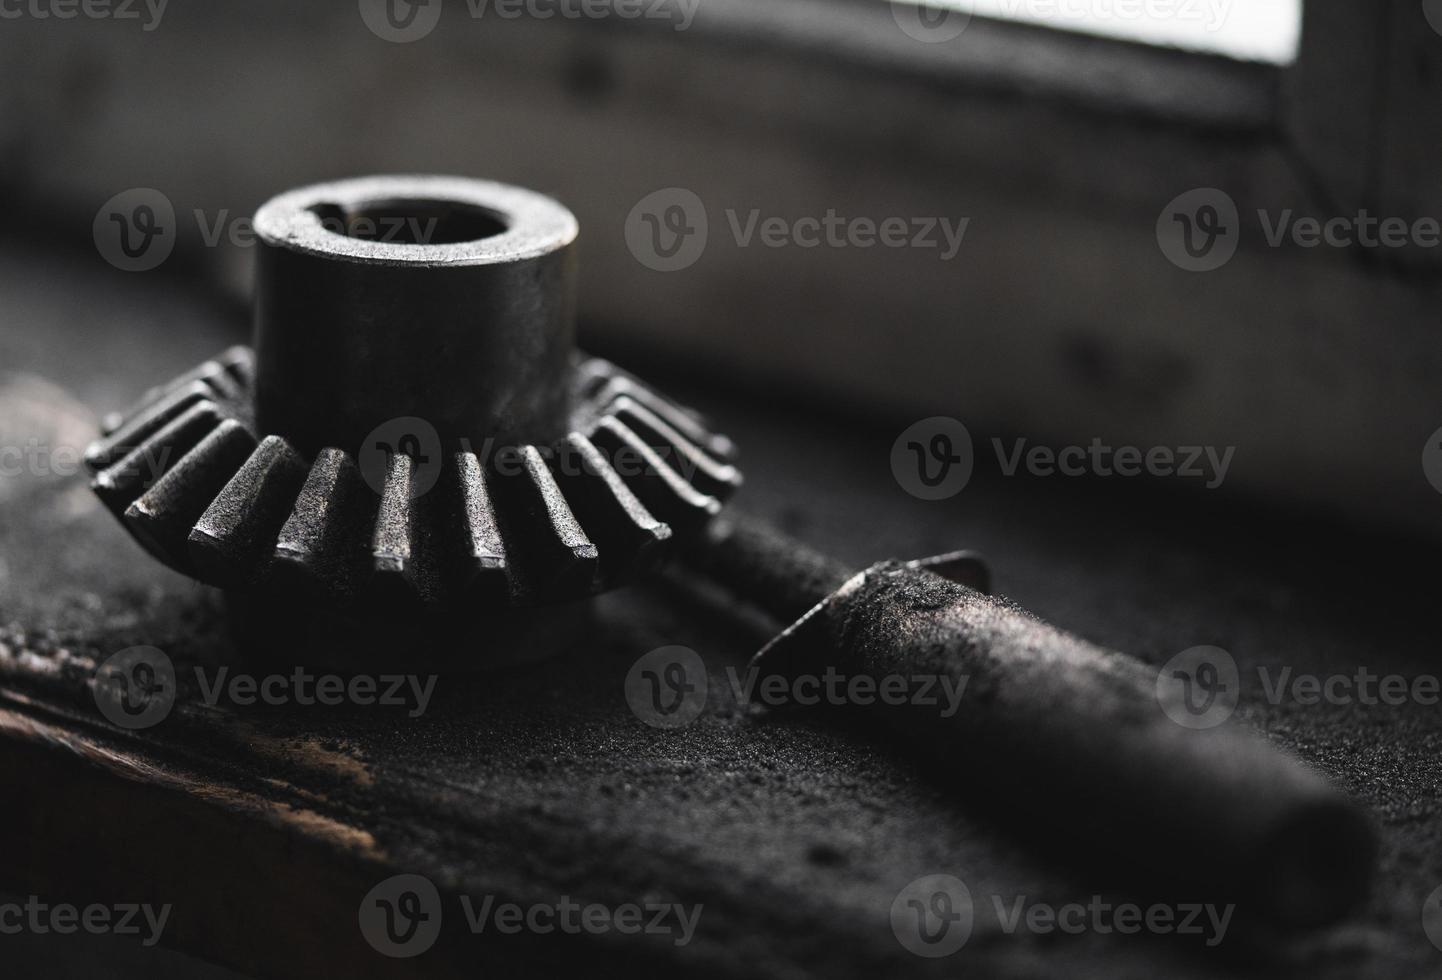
(684, 513, 1376, 930)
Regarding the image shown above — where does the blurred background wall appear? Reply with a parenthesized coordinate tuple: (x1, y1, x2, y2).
(2, 0, 1439, 537)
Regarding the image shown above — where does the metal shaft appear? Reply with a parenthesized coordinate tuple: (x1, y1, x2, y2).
(689, 513, 1375, 929)
(688, 516, 852, 622)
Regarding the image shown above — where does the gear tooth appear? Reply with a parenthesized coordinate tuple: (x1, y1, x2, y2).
(368, 451, 424, 609)
(451, 451, 509, 601)
(86, 380, 218, 472)
(494, 444, 599, 601)
(604, 395, 742, 500)
(578, 358, 737, 463)
(590, 417, 722, 531)
(218, 345, 255, 390)
(187, 436, 308, 587)
(91, 400, 228, 515)
(92, 346, 742, 614)
(571, 355, 615, 399)
(556, 433, 670, 587)
(105, 348, 248, 433)
(122, 419, 257, 571)
(273, 449, 371, 605)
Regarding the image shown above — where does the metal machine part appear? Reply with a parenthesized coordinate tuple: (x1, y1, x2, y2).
(685, 516, 1376, 929)
(85, 176, 741, 614)
(79, 174, 1372, 929)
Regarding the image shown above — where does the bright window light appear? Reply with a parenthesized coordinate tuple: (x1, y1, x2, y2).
(895, 0, 1302, 64)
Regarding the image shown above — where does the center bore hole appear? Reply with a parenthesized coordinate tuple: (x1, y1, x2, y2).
(308, 198, 508, 245)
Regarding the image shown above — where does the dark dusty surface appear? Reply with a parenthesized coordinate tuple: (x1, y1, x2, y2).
(2, 244, 1442, 978)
